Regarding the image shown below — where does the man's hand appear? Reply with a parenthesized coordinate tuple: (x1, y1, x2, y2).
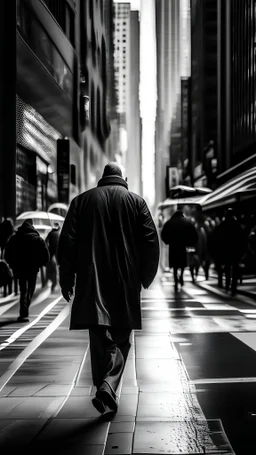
(61, 288, 73, 302)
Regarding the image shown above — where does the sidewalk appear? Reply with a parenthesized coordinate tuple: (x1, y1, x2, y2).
(0, 279, 236, 455)
(197, 269, 256, 301)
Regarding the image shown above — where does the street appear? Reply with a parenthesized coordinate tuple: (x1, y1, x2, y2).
(0, 272, 256, 454)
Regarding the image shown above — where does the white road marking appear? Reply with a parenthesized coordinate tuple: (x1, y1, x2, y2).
(0, 299, 19, 317)
(0, 296, 62, 351)
(0, 302, 70, 391)
(49, 343, 90, 419)
(192, 377, 256, 384)
(0, 287, 51, 317)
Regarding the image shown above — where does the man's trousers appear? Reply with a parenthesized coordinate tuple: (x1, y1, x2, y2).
(89, 326, 131, 394)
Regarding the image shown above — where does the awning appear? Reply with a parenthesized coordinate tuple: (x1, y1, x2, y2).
(200, 167, 256, 210)
(158, 195, 204, 210)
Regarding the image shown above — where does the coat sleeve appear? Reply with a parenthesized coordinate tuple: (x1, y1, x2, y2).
(138, 199, 160, 289)
(57, 198, 78, 290)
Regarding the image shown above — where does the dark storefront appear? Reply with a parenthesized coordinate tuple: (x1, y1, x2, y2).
(16, 96, 60, 215)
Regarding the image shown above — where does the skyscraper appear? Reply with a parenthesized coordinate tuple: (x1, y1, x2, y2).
(126, 10, 142, 194)
(190, 0, 256, 191)
(155, 0, 182, 204)
(113, 2, 131, 165)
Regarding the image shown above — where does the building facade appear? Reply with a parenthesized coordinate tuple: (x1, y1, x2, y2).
(190, 0, 256, 195)
(113, 2, 131, 166)
(155, 0, 191, 204)
(0, 0, 117, 220)
(80, 0, 117, 189)
(216, 0, 256, 185)
(15, 0, 85, 215)
(190, 0, 218, 188)
(126, 10, 142, 195)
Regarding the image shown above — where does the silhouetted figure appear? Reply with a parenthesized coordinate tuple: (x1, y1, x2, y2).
(161, 209, 198, 291)
(209, 208, 247, 295)
(58, 162, 159, 415)
(0, 218, 14, 259)
(195, 224, 211, 280)
(46, 222, 61, 292)
(0, 259, 13, 296)
(5, 219, 49, 322)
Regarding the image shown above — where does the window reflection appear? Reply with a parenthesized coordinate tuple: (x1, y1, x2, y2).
(17, 0, 73, 100)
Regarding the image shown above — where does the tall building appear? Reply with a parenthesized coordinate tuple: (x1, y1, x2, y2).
(216, 0, 256, 184)
(190, 0, 218, 188)
(126, 10, 142, 195)
(155, 0, 183, 204)
(104, 0, 120, 162)
(80, 0, 117, 189)
(190, 0, 256, 201)
(113, 2, 131, 165)
(0, 0, 117, 219)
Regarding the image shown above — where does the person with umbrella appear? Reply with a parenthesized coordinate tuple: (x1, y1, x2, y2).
(161, 207, 198, 291)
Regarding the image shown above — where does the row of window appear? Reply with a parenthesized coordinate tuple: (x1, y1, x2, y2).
(114, 47, 127, 52)
(43, 0, 75, 47)
(231, 0, 256, 151)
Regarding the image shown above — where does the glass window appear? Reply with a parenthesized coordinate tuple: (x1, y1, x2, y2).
(18, 1, 73, 100)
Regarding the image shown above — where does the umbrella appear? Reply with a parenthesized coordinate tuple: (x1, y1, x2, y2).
(48, 203, 69, 212)
(158, 196, 203, 210)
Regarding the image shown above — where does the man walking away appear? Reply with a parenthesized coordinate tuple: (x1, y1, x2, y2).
(161, 208, 198, 291)
(58, 162, 159, 415)
(209, 208, 247, 295)
(46, 222, 61, 292)
(5, 219, 49, 322)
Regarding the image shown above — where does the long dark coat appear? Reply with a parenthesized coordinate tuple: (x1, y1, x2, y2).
(4, 221, 50, 277)
(208, 217, 247, 265)
(57, 176, 159, 330)
(161, 211, 198, 268)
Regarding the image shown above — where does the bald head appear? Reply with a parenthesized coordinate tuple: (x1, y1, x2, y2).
(102, 162, 123, 178)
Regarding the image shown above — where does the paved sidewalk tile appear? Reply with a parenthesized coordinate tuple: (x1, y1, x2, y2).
(105, 432, 134, 454)
(133, 420, 233, 454)
(0, 419, 47, 447)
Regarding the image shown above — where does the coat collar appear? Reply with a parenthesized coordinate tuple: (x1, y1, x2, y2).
(97, 175, 128, 189)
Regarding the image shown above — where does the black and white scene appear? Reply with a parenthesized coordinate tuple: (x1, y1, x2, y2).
(0, 0, 256, 454)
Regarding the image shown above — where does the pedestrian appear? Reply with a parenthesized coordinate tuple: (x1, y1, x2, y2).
(5, 219, 49, 322)
(0, 218, 14, 259)
(161, 208, 198, 291)
(45, 222, 61, 292)
(57, 162, 159, 415)
(209, 208, 247, 295)
(195, 224, 211, 280)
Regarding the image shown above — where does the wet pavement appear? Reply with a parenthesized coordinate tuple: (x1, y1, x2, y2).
(0, 272, 256, 454)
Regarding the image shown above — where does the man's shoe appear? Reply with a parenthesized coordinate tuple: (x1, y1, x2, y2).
(92, 396, 107, 414)
(96, 381, 118, 413)
(17, 316, 29, 322)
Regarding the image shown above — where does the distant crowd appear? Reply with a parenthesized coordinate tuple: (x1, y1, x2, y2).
(159, 207, 256, 294)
